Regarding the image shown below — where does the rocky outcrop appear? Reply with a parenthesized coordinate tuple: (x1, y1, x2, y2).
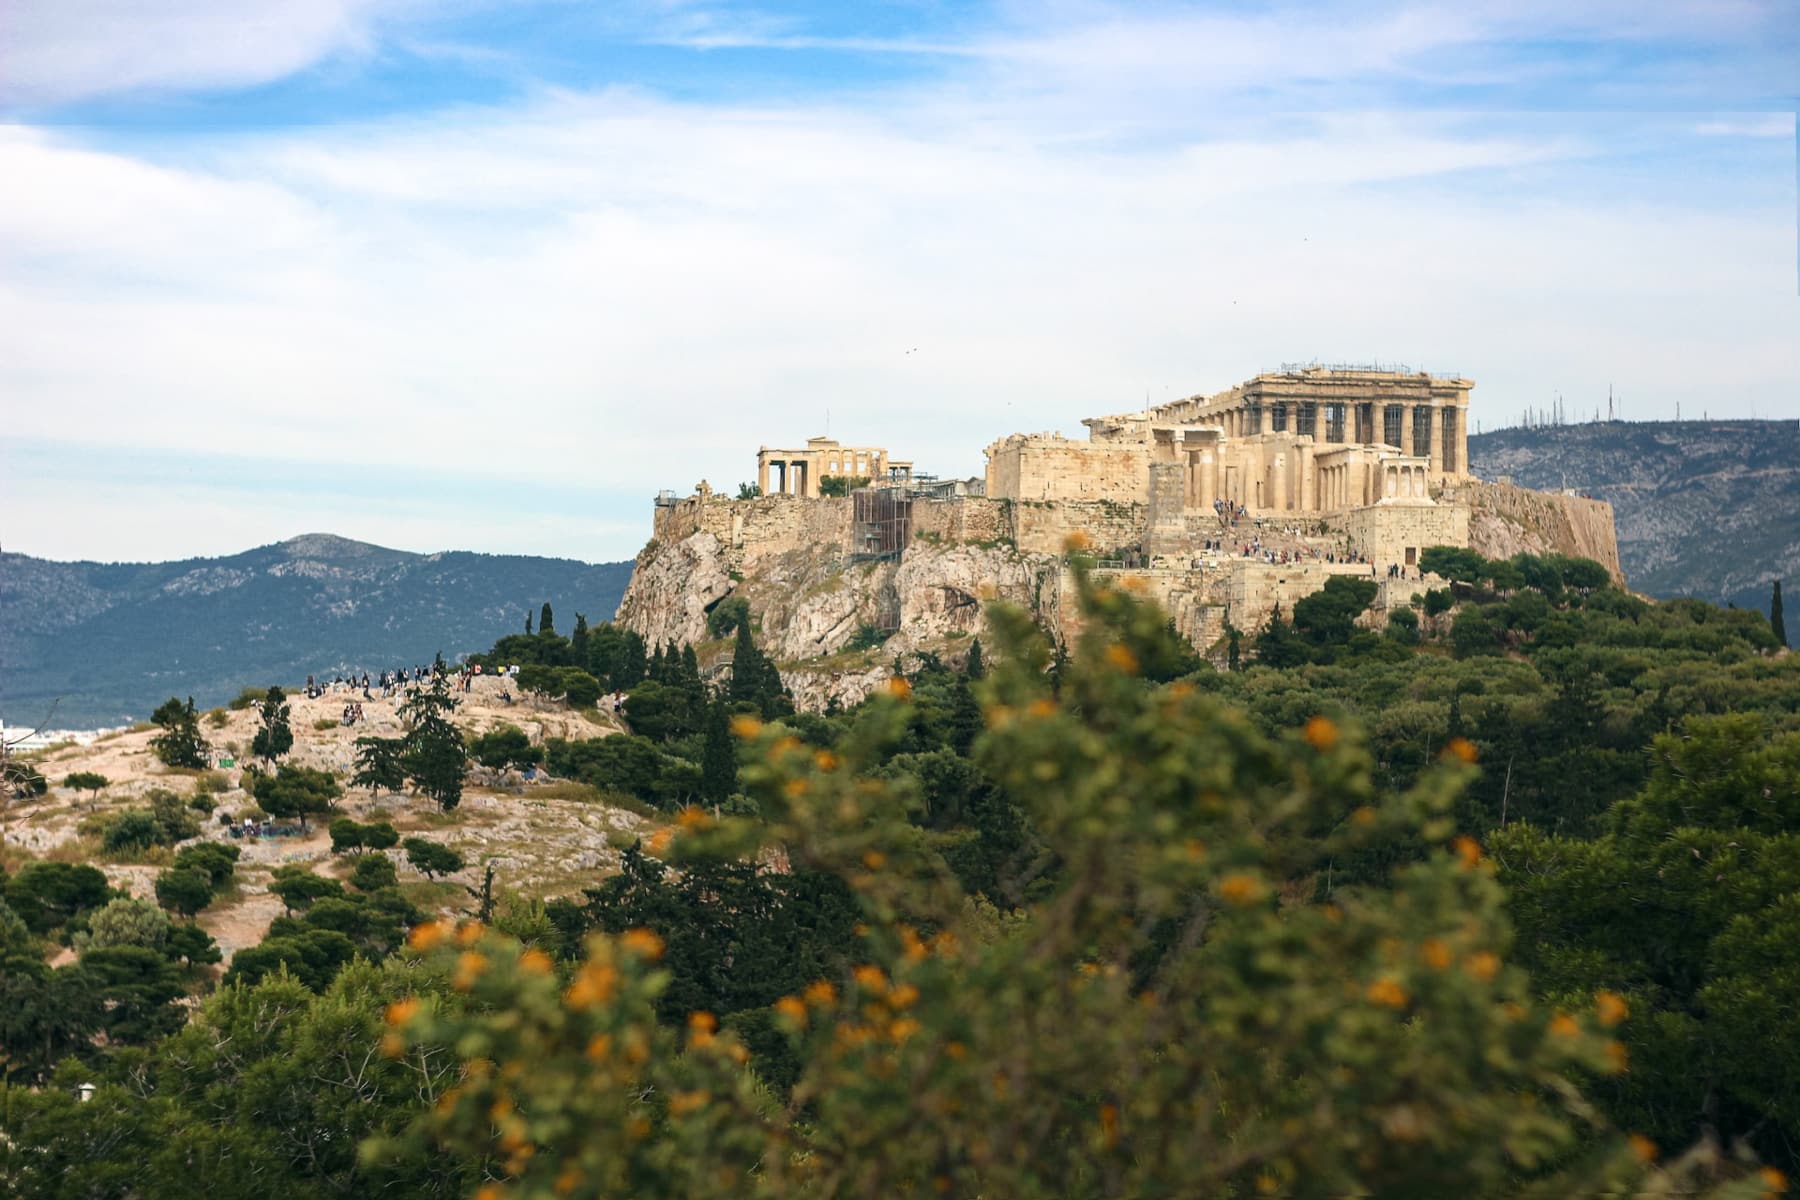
(1460, 481, 1624, 584)
(613, 531, 735, 649)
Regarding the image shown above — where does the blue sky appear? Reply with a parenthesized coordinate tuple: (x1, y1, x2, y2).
(1, 0, 1795, 564)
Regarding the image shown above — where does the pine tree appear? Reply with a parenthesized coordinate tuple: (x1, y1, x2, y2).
(1773, 580, 1788, 648)
(250, 686, 293, 766)
(149, 697, 210, 769)
(965, 638, 986, 680)
(400, 659, 468, 812)
(540, 602, 556, 636)
(700, 701, 735, 803)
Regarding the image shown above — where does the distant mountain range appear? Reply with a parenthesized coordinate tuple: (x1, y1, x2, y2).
(1469, 420, 1800, 614)
(0, 534, 634, 730)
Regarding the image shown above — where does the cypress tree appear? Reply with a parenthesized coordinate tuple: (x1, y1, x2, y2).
(648, 643, 666, 683)
(540, 602, 556, 636)
(965, 638, 986, 680)
(525, 610, 534, 635)
(618, 631, 648, 689)
(1774, 580, 1788, 647)
(571, 614, 591, 664)
(700, 700, 735, 803)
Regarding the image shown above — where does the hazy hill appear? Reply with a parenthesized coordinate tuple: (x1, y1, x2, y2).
(0, 534, 634, 729)
(1469, 420, 1800, 614)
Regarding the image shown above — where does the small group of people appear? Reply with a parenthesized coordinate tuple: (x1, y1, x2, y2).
(341, 702, 366, 726)
(1212, 498, 1249, 528)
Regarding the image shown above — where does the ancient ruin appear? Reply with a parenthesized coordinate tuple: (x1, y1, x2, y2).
(620, 366, 1621, 710)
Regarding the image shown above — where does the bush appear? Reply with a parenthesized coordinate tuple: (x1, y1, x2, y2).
(153, 869, 214, 919)
(1385, 607, 1421, 645)
(470, 726, 543, 771)
(347, 854, 398, 892)
(846, 624, 889, 652)
(402, 837, 466, 880)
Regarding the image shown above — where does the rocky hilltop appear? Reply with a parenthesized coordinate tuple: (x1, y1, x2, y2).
(616, 480, 1618, 710)
(1, 535, 633, 728)
(1470, 420, 1800, 612)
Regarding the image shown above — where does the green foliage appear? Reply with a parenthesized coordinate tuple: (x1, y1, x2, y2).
(61, 771, 109, 799)
(817, 474, 871, 497)
(250, 764, 342, 830)
(149, 696, 210, 768)
(1774, 579, 1788, 648)
(728, 621, 791, 718)
(80, 897, 170, 952)
(737, 481, 762, 499)
(1386, 606, 1420, 644)
(399, 667, 468, 812)
(250, 685, 294, 765)
(4, 862, 113, 935)
(101, 790, 201, 853)
(700, 700, 736, 803)
(539, 602, 556, 636)
(269, 866, 343, 915)
(402, 837, 465, 880)
(706, 595, 751, 639)
(559, 667, 603, 709)
(845, 623, 889, 652)
(172, 840, 240, 886)
(1423, 587, 1454, 617)
(544, 733, 701, 810)
(348, 854, 399, 892)
(470, 725, 543, 771)
(154, 868, 215, 919)
(1292, 575, 1380, 652)
(353, 734, 408, 797)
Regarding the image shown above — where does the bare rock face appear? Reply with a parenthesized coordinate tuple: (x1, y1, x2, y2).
(618, 531, 1064, 711)
(615, 532, 734, 649)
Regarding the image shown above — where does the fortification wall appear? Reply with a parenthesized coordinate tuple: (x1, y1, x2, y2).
(1227, 560, 1380, 634)
(987, 435, 1149, 504)
(1011, 500, 1148, 556)
(1342, 503, 1471, 569)
(910, 497, 1011, 546)
(1458, 481, 1623, 584)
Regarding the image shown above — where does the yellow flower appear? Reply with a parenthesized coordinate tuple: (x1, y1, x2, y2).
(1367, 978, 1409, 1009)
(1548, 1013, 1581, 1038)
(1605, 1040, 1629, 1072)
(1466, 951, 1501, 982)
(565, 962, 618, 1010)
(775, 995, 809, 1027)
(1420, 939, 1452, 971)
(1350, 806, 1377, 826)
(1303, 715, 1338, 750)
(407, 920, 445, 951)
(945, 1041, 967, 1060)
(900, 926, 928, 961)
(688, 1011, 718, 1045)
(621, 928, 665, 960)
(730, 714, 763, 739)
(862, 850, 887, 870)
(453, 952, 488, 992)
(1027, 697, 1057, 718)
(518, 949, 553, 975)
(1628, 1134, 1658, 1163)
(669, 1090, 710, 1117)
(585, 1033, 612, 1062)
(379, 1032, 405, 1059)
(1105, 643, 1140, 674)
(1217, 873, 1265, 906)
(1099, 1102, 1120, 1148)
(385, 997, 420, 1026)
(555, 1166, 584, 1197)
(646, 828, 675, 855)
(889, 983, 920, 1009)
(887, 675, 912, 700)
(1063, 531, 1093, 554)
(889, 1017, 922, 1042)
(456, 921, 486, 946)
(853, 964, 888, 994)
(1445, 736, 1479, 764)
(475, 1185, 505, 1200)
(1760, 1165, 1788, 1195)
(804, 979, 838, 1007)
(676, 805, 711, 831)
(814, 749, 838, 770)
(1595, 990, 1629, 1027)
(1453, 835, 1483, 869)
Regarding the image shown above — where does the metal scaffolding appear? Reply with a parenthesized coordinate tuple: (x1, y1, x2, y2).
(851, 485, 914, 562)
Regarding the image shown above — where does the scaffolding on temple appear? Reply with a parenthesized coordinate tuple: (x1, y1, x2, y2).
(851, 485, 914, 562)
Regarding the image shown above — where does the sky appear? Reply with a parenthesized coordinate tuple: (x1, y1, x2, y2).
(1, 0, 1796, 565)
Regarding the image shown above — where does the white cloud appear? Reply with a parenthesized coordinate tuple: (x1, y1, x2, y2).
(0, 0, 415, 105)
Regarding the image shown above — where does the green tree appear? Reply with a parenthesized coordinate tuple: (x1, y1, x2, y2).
(1773, 579, 1788, 647)
(400, 666, 468, 813)
(5, 862, 113, 935)
(737, 482, 762, 499)
(707, 596, 751, 640)
(330, 817, 368, 855)
(965, 637, 986, 679)
(348, 855, 398, 892)
(250, 765, 342, 830)
(149, 696, 210, 769)
(269, 866, 344, 915)
(172, 841, 240, 886)
(402, 837, 465, 880)
(558, 667, 603, 709)
(81, 897, 170, 952)
(353, 735, 408, 797)
(61, 771, 108, 804)
(700, 700, 735, 803)
(378, 570, 1704, 1200)
(250, 685, 294, 766)
(154, 868, 215, 920)
(539, 602, 555, 636)
(470, 725, 542, 770)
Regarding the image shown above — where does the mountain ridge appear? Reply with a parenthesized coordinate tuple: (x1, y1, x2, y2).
(1, 534, 634, 729)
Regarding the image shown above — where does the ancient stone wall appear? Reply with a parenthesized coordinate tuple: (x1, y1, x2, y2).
(1010, 499, 1148, 556)
(1342, 503, 1471, 570)
(652, 494, 854, 571)
(909, 497, 1012, 546)
(985, 434, 1149, 504)
(1226, 560, 1381, 634)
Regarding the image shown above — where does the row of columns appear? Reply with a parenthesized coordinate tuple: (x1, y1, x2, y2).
(758, 459, 811, 497)
(1207, 400, 1461, 477)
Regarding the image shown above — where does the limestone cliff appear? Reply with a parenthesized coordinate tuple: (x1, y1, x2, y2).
(1458, 480, 1624, 585)
(615, 506, 1065, 709)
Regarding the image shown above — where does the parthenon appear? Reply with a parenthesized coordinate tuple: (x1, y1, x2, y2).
(986, 366, 1472, 513)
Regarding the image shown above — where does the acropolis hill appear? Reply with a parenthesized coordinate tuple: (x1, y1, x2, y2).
(618, 366, 1621, 707)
